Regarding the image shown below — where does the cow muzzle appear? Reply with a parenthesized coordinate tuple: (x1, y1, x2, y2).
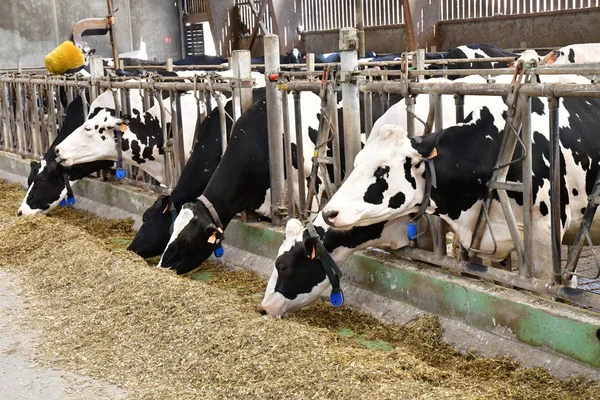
(321, 209, 339, 227)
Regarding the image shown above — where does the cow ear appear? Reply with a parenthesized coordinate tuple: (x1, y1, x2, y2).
(410, 133, 438, 159)
(30, 161, 41, 173)
(542, 50, 558, 65)
(284, 219, 304, 241)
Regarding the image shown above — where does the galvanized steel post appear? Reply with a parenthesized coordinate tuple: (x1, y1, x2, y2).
(548, 97, 562, 285)
(264, 34, 285, 225)
(293, 91, 307, 220)
(89, 56, 104, 102)
(339, 28, 361, 177)
(520, 94, 534, 278)
(306, 53, 315, 77)
(232, 50, 253, 115)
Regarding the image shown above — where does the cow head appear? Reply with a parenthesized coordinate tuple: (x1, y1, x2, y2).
(158, 201, 222, 274)
(540, 50, 560, 65)
(17, 160, 71, 215)
(128, 194, 176, 258)
(55, 109, 121, 166)
(321, 124, 429, 229)
(261, 219, 331, 316)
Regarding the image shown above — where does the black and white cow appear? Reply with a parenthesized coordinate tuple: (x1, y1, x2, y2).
(127, 88, 266, 258)
(54, 92, 198, 184)
(16, 89, 143, 215)
(321, 74, 599, 283)
(426, 44, 518, 79)
(540, 43, 600, 65)
(158, 91, 322, 274)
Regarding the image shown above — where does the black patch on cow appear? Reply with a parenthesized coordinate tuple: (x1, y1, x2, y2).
(404, 159, 417, 189)
(274, 242, 327, 300)
(539, 201, 549, 216)
(568, 48, 575, 63)
(98, 127, 105, 134)
(133, 108, 140, 115)
(363, 167, 390, 205)
(94, 125, 98, 130)
(291, 142, 299, 170)
(572, 188, 578, 196)
(388, 191, 406, 209)
(88, 107, 115, 121)
(308, 126, 318, 146)
(130, 140, 145, 164)
(142, 145, 155, 161)
(100, 135, 107, 142)
(122, 138, 130, 152)
(322, 221, 386, 251)
(581, 207, 587, 215)
(531, 97, 545, 116)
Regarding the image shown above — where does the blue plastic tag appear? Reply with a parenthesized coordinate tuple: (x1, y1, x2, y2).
(59, 198, 67, 207)
(330, 289, 344, 307)
(116, 168, 126, 180)
(67, 196, 76, 206)
(407, 221, 418, 240)
(214, 245, 224, 258)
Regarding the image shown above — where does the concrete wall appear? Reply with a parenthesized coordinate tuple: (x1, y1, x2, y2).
(438, 7, 600, 51)
(303, 25, 409, 55)
(0, 0, 182, 68)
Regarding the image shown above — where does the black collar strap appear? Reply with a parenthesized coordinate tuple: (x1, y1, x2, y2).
(303, 222, 344, 307)
(197, 195, 225, 258)
(115, 124, 126, 179)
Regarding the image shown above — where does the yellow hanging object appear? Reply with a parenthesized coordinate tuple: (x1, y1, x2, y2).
(44, 41, 85, 75)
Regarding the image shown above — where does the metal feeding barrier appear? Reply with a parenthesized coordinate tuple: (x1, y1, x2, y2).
(262, 28, 600, 311)
(0, 52, 256, 195)
(2, 38, 600, 310)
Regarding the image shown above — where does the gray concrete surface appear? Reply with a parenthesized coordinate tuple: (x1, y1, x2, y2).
(0, 270, 128, 400)
(0, 0, 182, 68)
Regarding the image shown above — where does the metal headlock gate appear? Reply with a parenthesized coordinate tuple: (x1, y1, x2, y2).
(261, 28, 600, 311)
(2, 37, 600, 312)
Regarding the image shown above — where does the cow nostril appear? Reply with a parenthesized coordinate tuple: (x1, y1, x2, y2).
(16, 210, 22, 217)
(54, 147, 59, 155)
(257, 307, 267, 315)
(324, 210, 339, 221)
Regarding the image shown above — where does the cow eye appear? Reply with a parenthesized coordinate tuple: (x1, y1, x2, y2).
(276, 263, 287, 272)
(374, 165, 390, 178)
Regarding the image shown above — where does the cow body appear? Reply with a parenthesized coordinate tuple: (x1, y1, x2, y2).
(16, 91, 137, 216)
(55, 92, 198, 184)
(128, 87, 267, 258)
(322, 74, 600, 282)
(158, 91, 322, 274)
(542, 43, 600, 65)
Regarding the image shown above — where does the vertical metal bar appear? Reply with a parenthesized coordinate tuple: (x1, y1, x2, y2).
(364, 89, 373, 138)
(520, 94, 534, 278)
(406, 95, 415, 138)
(30, 84, 41, 157)
(355, 0, 365, 58)
(339, 27, 361, 176)
(548, 96, 562, 285)
(454, 94, 464, 123)
(264, 34, 285, 225)
(155, 92, 173, 189)
(281, 91, 295, 217)
(232, 50, 253, 115)
(306, 53, 315, 78)
(89, 56, 104, 103)
(80, 88, 89, 121)
(172, 90, 186, 181)
(328, 83, 342, 189)
(15, 83, 26, 154)
(294, 91, 307, 219)
(0, 83, 9, 150)
(433, 93, 443, 131)
(46, 84, 57, 145)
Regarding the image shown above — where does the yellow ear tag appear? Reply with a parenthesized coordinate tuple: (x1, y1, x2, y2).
(207, 232, 217, 244)
(428, 148, 438, 159)
(120, 123, 127, 133)
(162, 203, 169, 214)
(310, 245, 316, 260)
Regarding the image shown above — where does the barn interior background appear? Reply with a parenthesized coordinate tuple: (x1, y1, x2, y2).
(1, 0, 600, 383)
(2, 0, 600, 68)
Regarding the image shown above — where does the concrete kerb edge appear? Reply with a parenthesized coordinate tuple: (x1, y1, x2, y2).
(1, 150, 599, 379)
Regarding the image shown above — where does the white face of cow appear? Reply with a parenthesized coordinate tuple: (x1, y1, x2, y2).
(322, 124, 426, 229)
(54, 109, 120, 166)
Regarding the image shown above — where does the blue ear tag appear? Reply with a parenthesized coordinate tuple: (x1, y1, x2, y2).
(116, 168, 126, 180)
(66, 195, 76, 206)
(330, 288, 344, 307)
(59, 198, 67, 207)
(214, 245, 224, 258)
(407, 221, 418, 241)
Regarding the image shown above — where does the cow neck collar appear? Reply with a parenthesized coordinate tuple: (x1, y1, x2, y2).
(411, 130, 444, 223)
(303, 221, 344, 307)
(198, 194, 224, 232)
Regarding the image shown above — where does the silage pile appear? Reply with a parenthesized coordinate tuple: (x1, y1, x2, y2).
(0, 180, 598, 399)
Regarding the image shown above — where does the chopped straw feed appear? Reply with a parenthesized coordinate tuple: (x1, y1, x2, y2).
(0, 180, 598, 399)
